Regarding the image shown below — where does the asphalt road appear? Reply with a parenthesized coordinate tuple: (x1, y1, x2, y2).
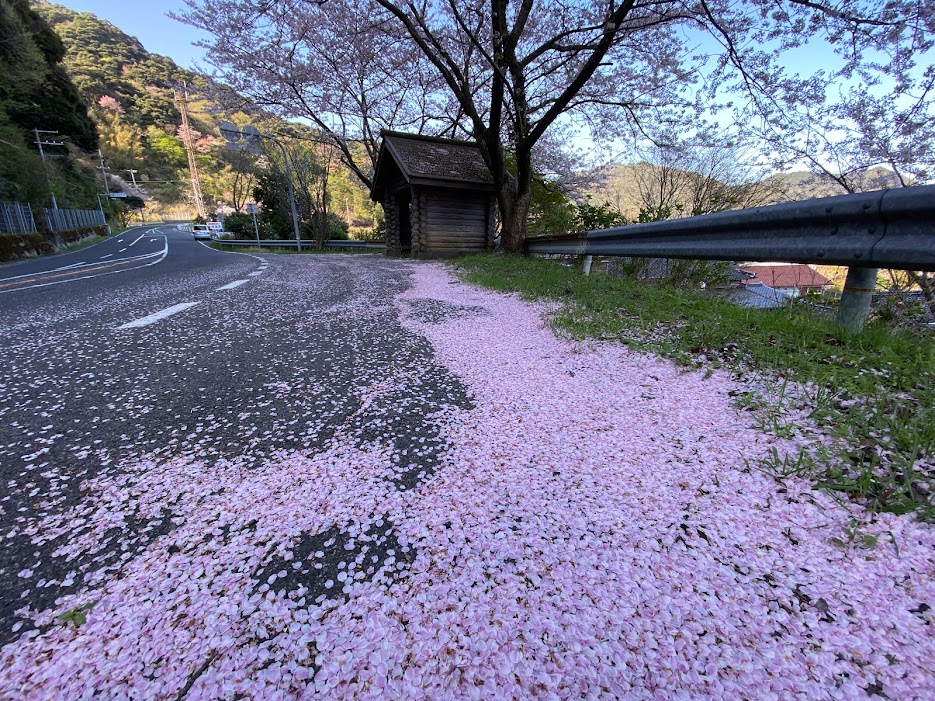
(4, 228, 934, 698)
(0, 225, 168, 295)
(0, 229, 467, 646)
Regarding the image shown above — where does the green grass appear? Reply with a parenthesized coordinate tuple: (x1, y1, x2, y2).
(54, 234, 110, 254)
(453, 254, 935, 522)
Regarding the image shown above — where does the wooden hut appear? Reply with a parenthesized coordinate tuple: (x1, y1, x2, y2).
(370, 131, 497, 257)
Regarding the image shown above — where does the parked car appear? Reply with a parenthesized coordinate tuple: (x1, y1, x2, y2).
(191, 224, 212, 240)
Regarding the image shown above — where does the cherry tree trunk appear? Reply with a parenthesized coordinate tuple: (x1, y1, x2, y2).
(915, 272, 935, 318)
(499, 189, 532, 254)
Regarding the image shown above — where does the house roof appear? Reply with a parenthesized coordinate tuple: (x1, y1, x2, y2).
(722, 282, 789, 309)
(729, 268, 756, 284)
(370, 130, 495, 200)
(738, 264, 831, 290)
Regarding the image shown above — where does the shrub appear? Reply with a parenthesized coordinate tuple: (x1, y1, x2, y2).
(300, 212, 350, 242)
(355, 217, 386, 242)
(223, 212, 254, 238)
(327, 212, 349, 240)
(575, 201, 628, 230)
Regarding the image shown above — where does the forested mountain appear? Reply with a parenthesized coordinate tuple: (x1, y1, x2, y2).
(588, 162, 905, 223)
(0, 0, 99, 205)
(32, 0, 223, 212)
(763, 167, 903, 202)
(29, 1, 376, 229)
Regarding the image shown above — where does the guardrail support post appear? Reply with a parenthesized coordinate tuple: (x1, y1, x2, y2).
(837, 266, 878, 333)
(582, 255, 593, 276)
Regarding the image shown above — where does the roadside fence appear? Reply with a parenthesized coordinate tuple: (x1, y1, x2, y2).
(0, 201, 37, 234)
(44, 207, 106, 233)
(526, 184, 935, 331)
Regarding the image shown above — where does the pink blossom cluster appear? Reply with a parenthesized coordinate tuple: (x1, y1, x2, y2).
(1, 262, 933, 700)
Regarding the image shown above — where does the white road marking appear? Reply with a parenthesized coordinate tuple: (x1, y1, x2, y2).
(119, 248, 127, 252)
(0, 234, 169, 294)
(128, 232, 147, 247)
(117, 302, 200, 329)
(0, 261, 87, 283)
(117, 239, 124, 243)
(248, 271, 263, 276)
(49, 261, 88, 272)
(99, 254, 113, 259)
(0, 227, 152, 281)
(217, 279, 249, 290)
(198, 242, 267, 265)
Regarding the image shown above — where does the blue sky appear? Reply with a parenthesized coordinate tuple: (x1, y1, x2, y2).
(53, 1, 849, 91)
(57, 1, 842, 75)
(51, 1, 208, 69)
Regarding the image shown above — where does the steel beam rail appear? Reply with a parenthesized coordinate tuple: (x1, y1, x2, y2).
(212, 239, 386, 250)
(526, 185, 935, 271)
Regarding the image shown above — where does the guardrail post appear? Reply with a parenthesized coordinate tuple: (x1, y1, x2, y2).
(837, 266, 878, 332)
(582, 255, 593, 276)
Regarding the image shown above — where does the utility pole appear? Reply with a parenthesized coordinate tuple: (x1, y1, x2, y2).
(125, 168, 145, 222)
(33, 129, 65, 210)
(96, 149, 110, 229)
(174, 84, 207, 219)
(97, 149, 109, 194)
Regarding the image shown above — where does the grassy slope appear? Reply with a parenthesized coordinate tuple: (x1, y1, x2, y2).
(454, 254, 935, 522)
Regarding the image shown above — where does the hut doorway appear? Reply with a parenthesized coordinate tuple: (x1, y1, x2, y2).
(397, 191, 412, 254)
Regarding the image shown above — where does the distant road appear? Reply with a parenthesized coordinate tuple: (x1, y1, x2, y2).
(0, 226, 169, 295)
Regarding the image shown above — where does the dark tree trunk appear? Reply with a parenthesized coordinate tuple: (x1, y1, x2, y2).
(315, 170, 329, 251)
(914, 272, 935, 317)
(487, 138, 533, 254)
(499, 186, 531, 254)
(315, 209, 326, 251)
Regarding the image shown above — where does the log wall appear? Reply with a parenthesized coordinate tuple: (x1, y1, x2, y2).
(382, 194, 400, 256)
(417, 188, 493, 258)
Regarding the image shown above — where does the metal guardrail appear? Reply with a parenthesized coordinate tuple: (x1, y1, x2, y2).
(212, 238, 386, 250)
(526, 185, 935, 272)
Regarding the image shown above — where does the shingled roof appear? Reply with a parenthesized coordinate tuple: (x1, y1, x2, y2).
(370, 130, 495, 200)
(738, 264, 831, 290)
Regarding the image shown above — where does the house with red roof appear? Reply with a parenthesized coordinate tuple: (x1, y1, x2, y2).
(737, 264, 831, 298)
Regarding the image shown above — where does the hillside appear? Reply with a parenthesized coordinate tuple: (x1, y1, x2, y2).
(0, 0, 99, 207)
(33, 1, 223, 214)
(764, 167, 903, 202)
(588, 161, 905, 220)
(31, 1, 376, 228)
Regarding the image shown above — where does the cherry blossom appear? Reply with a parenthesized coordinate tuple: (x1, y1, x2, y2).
(1, 260, 932, 700)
